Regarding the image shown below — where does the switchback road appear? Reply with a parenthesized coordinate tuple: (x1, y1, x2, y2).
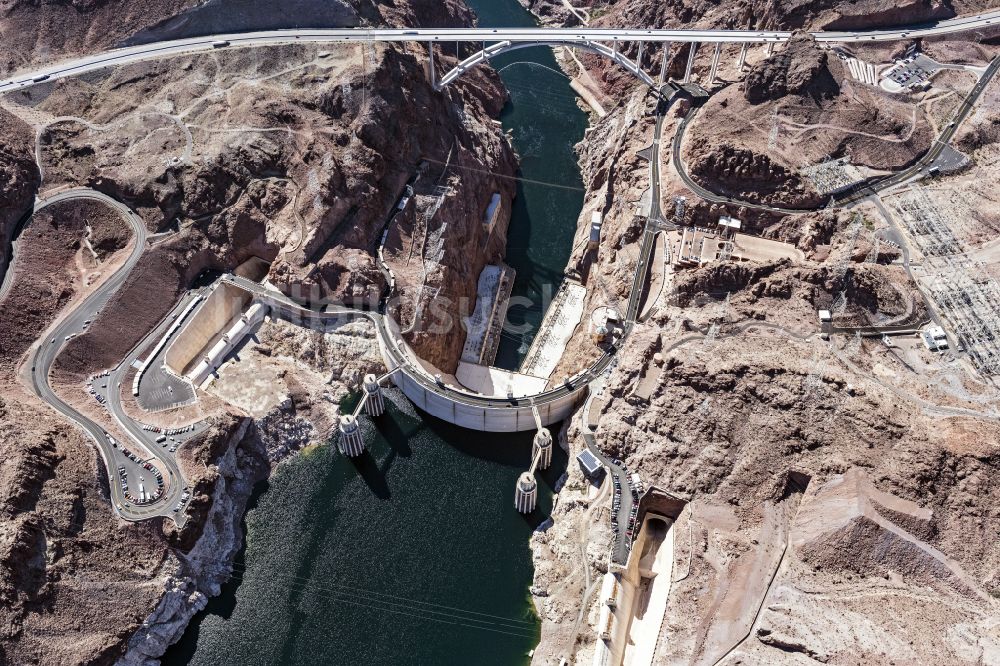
(22, 189, 185, 522)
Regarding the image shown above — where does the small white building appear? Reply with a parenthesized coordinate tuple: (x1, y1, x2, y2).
(921, 325, 949, 352)
(717, 215, 742, 234)
(588, 211, 603, 251)
(484, 193, 502, 232)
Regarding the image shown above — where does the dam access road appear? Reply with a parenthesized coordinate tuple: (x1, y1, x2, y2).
(23, 189, 189, 523)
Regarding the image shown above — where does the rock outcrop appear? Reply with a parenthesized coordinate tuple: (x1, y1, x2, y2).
(0, 108, 40, 283)
(793, 468, 985, 599)
(743, 33, 840, 104)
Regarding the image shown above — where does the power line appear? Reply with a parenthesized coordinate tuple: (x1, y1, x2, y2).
(182, 553, 538, 629)
(46, 515, 541, 640)
(219, 567, 539, 640)
(420, 157, 584, 192)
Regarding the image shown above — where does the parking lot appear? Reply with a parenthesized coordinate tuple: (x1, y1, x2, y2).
(881, 53, 953, 93)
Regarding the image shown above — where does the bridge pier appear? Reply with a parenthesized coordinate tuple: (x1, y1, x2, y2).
(338, 414, 365, 457)
(658, 42, 671, 85)
(709, 42, 722, 82)
(515, 472, 538, 513)
(532, 428, 553, 470)
(766, 41, 775, 56)
(737, 42, 749, 69)
(429, 42, 437, 89)
(363, 373, 385, 417)
(683, 42, 698, 83)
(636, 41, 644, 70)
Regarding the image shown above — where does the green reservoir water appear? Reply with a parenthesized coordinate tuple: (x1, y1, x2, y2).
(467, 0, 590, 370)
(165, 1, 586, 663)
(164, 391, 567, 666)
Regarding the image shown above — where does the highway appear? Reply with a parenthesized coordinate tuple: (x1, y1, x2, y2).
(0, 9, 998, 94)
(22, 189, 186, 522)
(671, 109, 810, 214)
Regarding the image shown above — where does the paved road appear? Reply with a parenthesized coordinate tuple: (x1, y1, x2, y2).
(673, 56, 1000, 214)
(583, 433, 635, 565)
(0, 9, 997, 93)
(832, 55, 1000, 206)
(576, 87, 673, 565)
(672, 109, 810, 214)
(21, 189, 186, 522)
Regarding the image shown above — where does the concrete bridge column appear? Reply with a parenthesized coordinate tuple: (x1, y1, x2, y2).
(515, 472, 538, 513)
(683, 42, 698, 83)
(636, 41, 645, 71)
(338, 415, 365, 457)
(766, 40, 775, 56)
(429, 43, 437, 89)
(658, 41, 671, 84)
(737, 42, 749, 69)
(709, 42, 722, 82)
(363, 373, 385, 417)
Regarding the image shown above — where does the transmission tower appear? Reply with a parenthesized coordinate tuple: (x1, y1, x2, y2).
(674, 196, 687, 222)
(767, 106, 780, 150)
(803, 345, 826, 400)
(830, 213, 864, 318)
(845, 331, 862, 357)
(865, 236, 881, 264)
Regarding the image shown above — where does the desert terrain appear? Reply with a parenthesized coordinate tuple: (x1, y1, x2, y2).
(518, 0, 1000, 664)
(0, 0, 999, 664)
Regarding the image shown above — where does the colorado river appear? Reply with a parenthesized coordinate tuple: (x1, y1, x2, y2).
(469, 0, 590, 370)
(164, 0, 586, 663)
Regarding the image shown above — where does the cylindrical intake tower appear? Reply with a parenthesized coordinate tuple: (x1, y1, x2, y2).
(514, 472, 538, 514)
(363, 374, 385, 417)
(337, 415, 365, 457)
(532, 428, 553, 470)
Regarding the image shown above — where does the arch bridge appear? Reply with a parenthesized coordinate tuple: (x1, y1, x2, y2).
(1, 10, 997, 94)
(435, 39, 658, 90)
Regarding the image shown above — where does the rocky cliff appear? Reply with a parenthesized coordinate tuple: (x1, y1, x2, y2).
(0, 108, 40, 288)
(119, 416, 267, 664)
